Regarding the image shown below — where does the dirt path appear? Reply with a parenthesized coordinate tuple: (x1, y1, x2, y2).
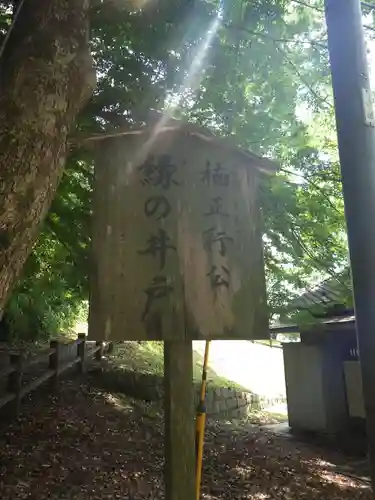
(0, 377, 371, 499)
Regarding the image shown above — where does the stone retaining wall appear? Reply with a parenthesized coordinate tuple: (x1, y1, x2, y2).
(92, 367, 284, 420)
(200, 386, 253, 419)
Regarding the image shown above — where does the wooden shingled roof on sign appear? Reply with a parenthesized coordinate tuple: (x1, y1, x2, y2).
(87, 112, 279, 175)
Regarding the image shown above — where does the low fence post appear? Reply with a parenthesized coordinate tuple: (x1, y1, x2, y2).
(49, 340, 60, 390)
(8, 352, 24, 416)
(95, 341, 104, 361)
(77, 333, 86, 373)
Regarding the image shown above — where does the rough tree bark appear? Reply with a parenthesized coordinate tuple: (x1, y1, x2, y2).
(0, 0, 95, 315)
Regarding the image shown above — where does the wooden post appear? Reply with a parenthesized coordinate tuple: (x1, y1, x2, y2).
(77, 333, 86, 373)
(49, 340, 60, 390)
(95, 340, 103, 361)
(8, 352, 23, 416)
(164, 341, 195, 500)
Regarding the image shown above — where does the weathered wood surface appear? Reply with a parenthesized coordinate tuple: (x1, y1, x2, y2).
(164, 340, 195, 500)
(89, 124, 275, 340)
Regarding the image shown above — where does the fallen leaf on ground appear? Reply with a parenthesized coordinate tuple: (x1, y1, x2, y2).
(0, 377, 371, 499)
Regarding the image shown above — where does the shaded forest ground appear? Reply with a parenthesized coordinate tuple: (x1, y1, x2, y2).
(0, 374, 371, 500)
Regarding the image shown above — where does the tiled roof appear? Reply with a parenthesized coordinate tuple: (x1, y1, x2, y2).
(289, 270, 352, 311)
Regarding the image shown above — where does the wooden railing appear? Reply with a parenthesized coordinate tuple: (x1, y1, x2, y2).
(0, 334, 111, 416)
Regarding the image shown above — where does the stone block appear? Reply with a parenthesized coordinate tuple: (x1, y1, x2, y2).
(217, 388, 224, 399)
(213, 402, 222, 414)
(219, 400, 228, 412)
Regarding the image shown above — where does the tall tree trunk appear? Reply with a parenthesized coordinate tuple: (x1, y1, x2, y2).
(0, 0, 95, 315)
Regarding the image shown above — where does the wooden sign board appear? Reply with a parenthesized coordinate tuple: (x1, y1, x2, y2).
(88, 122, 277, 341)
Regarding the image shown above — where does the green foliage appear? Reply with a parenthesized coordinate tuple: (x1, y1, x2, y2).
(1, 0, 359, 338)
(0, 229, 88, 341)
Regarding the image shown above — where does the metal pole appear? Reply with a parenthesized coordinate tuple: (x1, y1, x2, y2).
(325, 0, 375, 491)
